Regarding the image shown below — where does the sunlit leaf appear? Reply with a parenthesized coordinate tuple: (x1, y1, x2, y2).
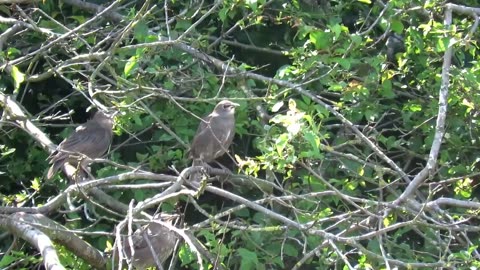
(272, 101, 284, 112)
(405, 103, 422, 112)
(124, 55, 138, 77)
(288, 99, 297, 111)
(1, 146, 15, 156)
(11, 65, 25, 92)
(31, 177, 40, 191)
(461, 98, 475, 113)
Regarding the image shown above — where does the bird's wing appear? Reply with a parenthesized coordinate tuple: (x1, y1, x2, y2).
(193, 114, 211, 137)
(56, 124, 111, 158)
(189, 115, 212, 156)
(56, 124, 91, 152)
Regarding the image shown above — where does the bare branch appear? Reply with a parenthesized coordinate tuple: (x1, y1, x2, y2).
(0, 213, 65, 270)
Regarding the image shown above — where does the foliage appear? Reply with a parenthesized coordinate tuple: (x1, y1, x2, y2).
(0, 0, 480, 269)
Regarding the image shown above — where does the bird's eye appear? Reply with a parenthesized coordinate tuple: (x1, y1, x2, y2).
(223, 104, 229, 109)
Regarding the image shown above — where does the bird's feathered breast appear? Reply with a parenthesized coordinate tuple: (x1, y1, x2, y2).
(189, 112, 236, 161)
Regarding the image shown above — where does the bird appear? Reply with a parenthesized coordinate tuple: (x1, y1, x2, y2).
(47, 110, 114, 180)
(386, 33, 405, 65)
(188, 100, 239, 183)
(121, 214, 179, 269)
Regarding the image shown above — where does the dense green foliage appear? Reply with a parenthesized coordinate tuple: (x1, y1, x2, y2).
(1, 0, 480, 269)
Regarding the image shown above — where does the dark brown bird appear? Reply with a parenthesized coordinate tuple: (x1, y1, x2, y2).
(188, 100, 239, 185)
(189, 100, 239, 166)
(121, 214, 179, 269)
(47, 111, 114, 180)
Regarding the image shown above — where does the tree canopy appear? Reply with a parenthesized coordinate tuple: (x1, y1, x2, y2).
(1, 0, 480, 269)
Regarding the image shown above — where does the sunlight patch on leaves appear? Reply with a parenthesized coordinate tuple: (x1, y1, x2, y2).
(10, 65, 25, 93)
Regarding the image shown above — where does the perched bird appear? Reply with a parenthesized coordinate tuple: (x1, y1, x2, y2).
(47, 111, 114, 180)
(188, 100, 239, 182)
(121, 214, 179, 269)
(386, 33, 405, 65)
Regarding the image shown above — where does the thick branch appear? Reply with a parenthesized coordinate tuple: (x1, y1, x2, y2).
(0, 213, 65, 270)
(394, 5, 454, 205)
(0, 93, 56, 152)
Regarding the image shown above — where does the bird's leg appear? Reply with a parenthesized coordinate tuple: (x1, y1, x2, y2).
(188, 159, 214, 194)
(80, 157, 94, 181)
(210, 161, 233, 185)
(196, 161, 211, 189)
(201, 162, 214, 175)
(212, 161, 233, 180)
(212, 161, 232, 174)
(192, 159, 213, 178)
(82, 164, 94, 180)
(189, 159, 205, 189)
(69, 162, 84, 183)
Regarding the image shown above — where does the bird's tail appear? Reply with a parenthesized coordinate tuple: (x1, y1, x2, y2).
(46, 161, 62, 180)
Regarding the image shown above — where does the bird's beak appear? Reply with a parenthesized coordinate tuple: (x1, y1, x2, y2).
(231, 102, 240, 107)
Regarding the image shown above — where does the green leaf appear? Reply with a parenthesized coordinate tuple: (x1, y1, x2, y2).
(383, 215, 392, 227)
(0, 254, 16, 267)
(329, 23, 343, 39)
(304, 131, 319, 152)
(297, 24, 315, 40)
(436, 37, 451, 52)
(380, 79, 395, 98)
(124, 55, 138, 77)
(134, 20, 149, 41)
(238, 248, 259, 270)
(175, 19, 192, 31)
(328, 83, 344, 91)
(235, 208, 250, 217)
(7, 47, 21, 58)
(31, 177, 40, 191)
(461, 98, 475, 113)
(164, 80, 175, 90)
(134, 189, 146, 201)
(405, 103, 422, 112)
(178, 245, 196, 265)
(246, 0, 258, 11)
(364, 109, 377, 121)
(277, 65, 295, 78)
(275, 133, 289, 155)
(309, 30, 331, 50)
(332, 58, 351, 69)
(283, 243, 299, 257)
(350, 34, 362, 45)
(69, 15, 86, 24)
(391, 19, 404, 34)
(218, 7, 228, 22)
(11, 65, 25, 92)
(136, 152, 148, 162)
